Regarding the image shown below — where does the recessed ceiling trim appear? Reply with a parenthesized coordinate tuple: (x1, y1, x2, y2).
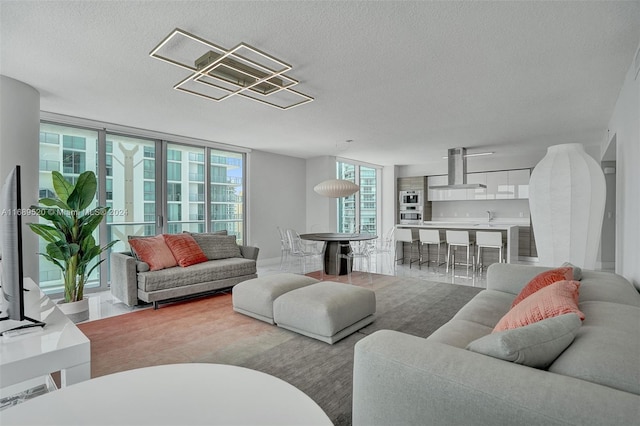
(150, 28, 313, 110)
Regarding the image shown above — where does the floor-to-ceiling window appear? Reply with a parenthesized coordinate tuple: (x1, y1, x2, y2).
(211, 149, 244, 243)
(337, 160, 381, 235)
(38, 123, 99, 293)
(38, 121, 246, 295)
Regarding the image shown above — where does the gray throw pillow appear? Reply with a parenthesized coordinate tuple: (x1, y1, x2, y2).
(466, 313, 582, 369)
(183, 230, 227, 236)
(136, 261, 150, 272)
(562, 261, 583, 280)
(190, 233, 242, 260)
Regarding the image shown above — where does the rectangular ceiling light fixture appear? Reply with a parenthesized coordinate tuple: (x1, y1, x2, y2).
(150, 28, 313, 110)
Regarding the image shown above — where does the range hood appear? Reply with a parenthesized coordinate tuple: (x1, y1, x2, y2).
(428, 147, 487, 189)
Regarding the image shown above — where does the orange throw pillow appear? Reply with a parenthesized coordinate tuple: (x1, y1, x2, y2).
(128, 235, 177, 271)
(163, 233, 208, 267)
(511, 267, 574, 308)
(494, 280, 584, 332)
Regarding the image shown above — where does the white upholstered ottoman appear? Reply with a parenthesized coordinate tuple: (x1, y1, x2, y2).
(232, 273, 319, 324)
(273, 281, 376, 344)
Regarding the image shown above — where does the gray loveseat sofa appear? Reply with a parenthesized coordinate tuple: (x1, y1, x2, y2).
(353, 263, 640, 425)
(111, 233, 259, 309)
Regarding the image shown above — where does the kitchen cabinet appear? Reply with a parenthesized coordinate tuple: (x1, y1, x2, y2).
(486, 171, 508, 200)
(508, 169, 530, 199)
(398, 176, 431, 221)
(518, 225, 538, 257)
(427, 175, 447, 201)
(466, 173, 487, 200)
(427, 169, 530, 201)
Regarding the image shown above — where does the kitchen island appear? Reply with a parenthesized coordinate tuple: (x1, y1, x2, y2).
(396, 222, 519, 264)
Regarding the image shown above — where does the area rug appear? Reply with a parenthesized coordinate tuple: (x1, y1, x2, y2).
(78, 273, 482, 425)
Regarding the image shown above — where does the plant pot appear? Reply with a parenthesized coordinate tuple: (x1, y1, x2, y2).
(57, 297, 90, 323)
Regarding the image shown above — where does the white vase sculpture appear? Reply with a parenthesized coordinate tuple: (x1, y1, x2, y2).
(529, 143, 606, 269)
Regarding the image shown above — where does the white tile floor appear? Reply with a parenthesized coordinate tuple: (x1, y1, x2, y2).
(81, 252, 522, 322)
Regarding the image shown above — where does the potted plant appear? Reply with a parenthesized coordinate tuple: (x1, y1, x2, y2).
(29, 170, 117, 322)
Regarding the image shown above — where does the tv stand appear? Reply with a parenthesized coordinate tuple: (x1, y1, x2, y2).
(0, 278, 90, 393)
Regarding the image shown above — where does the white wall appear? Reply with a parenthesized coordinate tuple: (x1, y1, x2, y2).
(306, 156, 337, 233)
(604, 44, 640, 290)
(0, 76, 40, 282)
(381, 165, 398, 236)
(247, 149, 307, 263)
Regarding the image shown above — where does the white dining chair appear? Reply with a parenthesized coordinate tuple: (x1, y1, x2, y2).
(395, 228, 419, 268)
(286, 229, 324, 279)
(476, 231, 504, 271)
(445, 230, 474, 273)
(419, 229, 443, 269)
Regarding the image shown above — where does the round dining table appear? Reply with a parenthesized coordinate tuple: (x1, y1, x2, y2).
(299, 232, 377, 275)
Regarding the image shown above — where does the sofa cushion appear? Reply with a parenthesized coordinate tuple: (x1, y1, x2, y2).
(577, 270, 640, 307)
(451, 290, 514, 329)
(163, 233, 208, 267)
(128, 235, 177, 271)
(511, 267, 574, 308)
(494, 280, 584, 332)
(190, 233, 242, 260)
(549, 301, 640, 395)
(137, 257, 257, 292)
(427, 319, 494, 349)
(467, 313, 581, 369)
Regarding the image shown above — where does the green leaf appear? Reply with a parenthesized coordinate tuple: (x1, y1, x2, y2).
(51, 171, 74, 203)
(39, 197, 71, 211)
(66, 171, 97, 211)
(84, 258, 106, 279)
(46, 241, 70, 261)
(68, 243, 80, 256)
(28, 223, 65, 243)
(37, 253, 65, 271)
(78, 207, 109, 239)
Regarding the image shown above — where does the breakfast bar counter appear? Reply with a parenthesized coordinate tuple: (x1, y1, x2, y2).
(396, 222, 519, 263)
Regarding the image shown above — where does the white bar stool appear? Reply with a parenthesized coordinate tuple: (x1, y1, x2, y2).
(418, 229, 443, 269)
(476, 231, 504, 271)
(445, 230, 475, 273)
(395, 228, 419, 268)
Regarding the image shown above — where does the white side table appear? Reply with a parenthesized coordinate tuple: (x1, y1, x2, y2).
(2, 363, 333, 425)
(0, 278, 90, 391)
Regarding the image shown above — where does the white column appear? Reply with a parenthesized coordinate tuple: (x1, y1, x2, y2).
(0, 75, 40, 282)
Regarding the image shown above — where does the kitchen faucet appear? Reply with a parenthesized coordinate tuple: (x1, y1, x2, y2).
(487, 210, 493, 222)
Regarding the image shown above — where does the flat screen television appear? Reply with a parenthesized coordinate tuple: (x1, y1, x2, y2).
(0, 165, 45, 336)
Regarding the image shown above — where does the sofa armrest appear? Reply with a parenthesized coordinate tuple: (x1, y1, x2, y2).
(486, 263, 553, 295)
(110, 251, 139, 307)
(353, 330, 639, 426)
(240, 245, 259, 261)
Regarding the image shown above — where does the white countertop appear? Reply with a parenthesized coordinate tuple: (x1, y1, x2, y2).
(398, 222, 519, 230)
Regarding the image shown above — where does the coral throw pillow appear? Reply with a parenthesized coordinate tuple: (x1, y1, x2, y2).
(511, 267, 574, 308)
(163, 233, 209, 267)
(128, 235, 177, 271)
(494, 280, 584, 332)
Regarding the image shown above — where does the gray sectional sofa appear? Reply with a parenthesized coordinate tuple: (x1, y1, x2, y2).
(353, 263, 640, 425)
(110, 233, 259, 309)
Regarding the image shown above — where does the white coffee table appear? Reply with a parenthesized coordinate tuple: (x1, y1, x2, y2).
(1, 363, 332, 425)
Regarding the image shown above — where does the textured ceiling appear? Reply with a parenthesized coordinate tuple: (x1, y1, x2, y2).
(1, 1, 639, 167)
